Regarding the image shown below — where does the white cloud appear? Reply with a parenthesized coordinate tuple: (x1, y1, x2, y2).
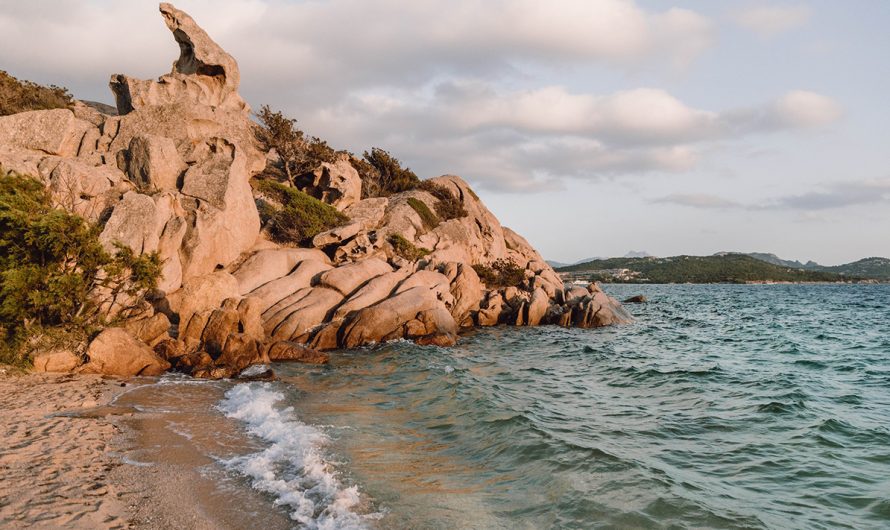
(732, 5, 811, 37)
(773, 90, 843, 128)
(653, 193, 741, 208)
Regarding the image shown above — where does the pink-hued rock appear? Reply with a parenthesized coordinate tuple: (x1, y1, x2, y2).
(82, 328, 170, 376)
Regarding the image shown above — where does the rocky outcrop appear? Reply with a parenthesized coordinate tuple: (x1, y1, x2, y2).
(81, 328, 171, 376)
(6, 3, 631, 380)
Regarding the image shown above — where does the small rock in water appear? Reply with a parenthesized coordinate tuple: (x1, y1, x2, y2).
(238, 364, 276, 381)
(623, 295, 647, 303)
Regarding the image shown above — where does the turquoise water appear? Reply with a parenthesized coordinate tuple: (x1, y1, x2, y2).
(214, 285, 890, 529)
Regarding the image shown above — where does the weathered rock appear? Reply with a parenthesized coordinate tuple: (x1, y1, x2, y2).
(233, 248, 331, 295)
(266, 287, 343, 341)
(440, 262, 483, 327)
(32, 350, 81, 373)
(332, 269, 411, 320)
(312, 222, 362, 248)
(201, 308, 240, 356)
(266, 341, 330, 364)
(99, 191, 160, 254)
(476, 291, 504, 326)
(340, 287, 458, 348)
(124, 134, 185, 192)
(82, 328, 170, 376)
(215, 333, 268, 373)
(123, 312, 171, 347)
(623, 295, 647, 304)
(110, 3, 246, 114)
(168, 271, 239, 326)
(296, 156, 362, 211)
(247, 259, 332, 313)
(526, 288, 549, 327)
(153, 339, 186, 361)
(315, 258, 392, 297)
(0, 109, 92, 157)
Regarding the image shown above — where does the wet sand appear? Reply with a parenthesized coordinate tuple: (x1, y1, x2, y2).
(0, 371, 290, 529)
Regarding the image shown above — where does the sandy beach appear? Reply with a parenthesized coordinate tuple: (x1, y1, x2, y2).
(0, 370, 132, 529)
(0, 371, 293, 530)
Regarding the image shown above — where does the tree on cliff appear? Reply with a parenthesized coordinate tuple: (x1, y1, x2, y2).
(254, 105, 336, 184)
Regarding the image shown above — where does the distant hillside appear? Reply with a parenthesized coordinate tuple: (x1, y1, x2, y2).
(815, 257, 890, 280)
(556, 254, 853, 284)
(743, 253, 890, 279)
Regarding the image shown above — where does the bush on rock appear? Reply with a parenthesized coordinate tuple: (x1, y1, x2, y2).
(254, 179, 350, 246)
(473, 258, 525, 288)
(0, 170, 161, 366)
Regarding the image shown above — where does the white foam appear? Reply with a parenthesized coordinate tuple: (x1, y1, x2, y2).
(217, 383, 375, 529)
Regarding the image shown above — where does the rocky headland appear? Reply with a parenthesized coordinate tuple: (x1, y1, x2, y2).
(0, 3, 630, 379)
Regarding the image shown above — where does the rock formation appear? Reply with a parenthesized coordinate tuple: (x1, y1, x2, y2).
(0, 3, 631, 379)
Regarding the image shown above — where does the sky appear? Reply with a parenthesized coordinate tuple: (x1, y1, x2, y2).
(1, 0, 887, 265)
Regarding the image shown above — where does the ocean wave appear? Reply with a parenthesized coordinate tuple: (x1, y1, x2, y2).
(217, 383, 376, 529)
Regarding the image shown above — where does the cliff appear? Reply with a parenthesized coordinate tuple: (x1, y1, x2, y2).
(0, 3, 630, 378)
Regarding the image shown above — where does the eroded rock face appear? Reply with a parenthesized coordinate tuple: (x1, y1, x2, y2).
(81, 328, 171, 376)
(5, 2, 631, 377)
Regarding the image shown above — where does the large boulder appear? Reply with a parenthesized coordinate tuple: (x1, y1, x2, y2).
(32, 350, 81, 373)
(339, 286, 458, 348)
(314, 258, 392, 297)
(82, 328, 170, 376)
(296, 155, 362, 211)
(123, 134, 185, 192)
(167, 271, 239, 326)
(0, 109, 92, 157)
(247, 259, 332, 313)
(233, 248, 330, 295)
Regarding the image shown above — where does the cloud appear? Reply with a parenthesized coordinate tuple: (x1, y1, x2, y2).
(773, 90, 843, 128)
(732, 5, 811, 37)
(0, 1, 841, 192)
(653, 193, 741, 208)
(765, 178, 890, 210)
(654, 178, 890, 212)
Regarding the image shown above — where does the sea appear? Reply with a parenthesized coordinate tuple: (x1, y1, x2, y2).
(117, 284, 890, 529)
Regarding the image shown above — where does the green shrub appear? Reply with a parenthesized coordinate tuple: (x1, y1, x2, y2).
(417, 181, 468, 221)
(0, 71, 73, 116)
(254, 179, 349, 245)
(407, 197, 440, 230)
(472, 258, 526, 288)
(388, 234, 430, 262)
(355, 148, 421, 198)
(254, 105, 337, 183)
(0, 171, 161, 366)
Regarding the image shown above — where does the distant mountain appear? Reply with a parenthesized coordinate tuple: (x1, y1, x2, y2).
(555, 254, 856, 284)
(743, 253, 890, 279)
(815, 257, 890, 280)
(548, 251, 651, 269)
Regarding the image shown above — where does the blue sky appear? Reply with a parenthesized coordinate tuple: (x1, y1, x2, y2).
(1, 0, 887, 264)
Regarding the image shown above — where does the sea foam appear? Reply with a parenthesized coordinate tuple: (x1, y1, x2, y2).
(217, 383, 373, 529)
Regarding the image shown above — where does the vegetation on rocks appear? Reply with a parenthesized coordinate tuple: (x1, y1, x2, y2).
(0, 70, 73, 116)
(407, 197, 440, 229)
(418, 181, 468, 221)
(355, 148, 422, 198)
(473, 258, 526, 288)
(0, 170, 161, 366)
(254, 179, 349, 245)
(254, 105, 337, 184)
(388, 234, 431, 262)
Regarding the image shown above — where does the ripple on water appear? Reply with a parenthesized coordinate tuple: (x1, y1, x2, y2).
(231, 284, 890, 530)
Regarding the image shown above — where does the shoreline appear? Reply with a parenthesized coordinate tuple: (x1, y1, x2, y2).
(0, 371, 291, 529)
